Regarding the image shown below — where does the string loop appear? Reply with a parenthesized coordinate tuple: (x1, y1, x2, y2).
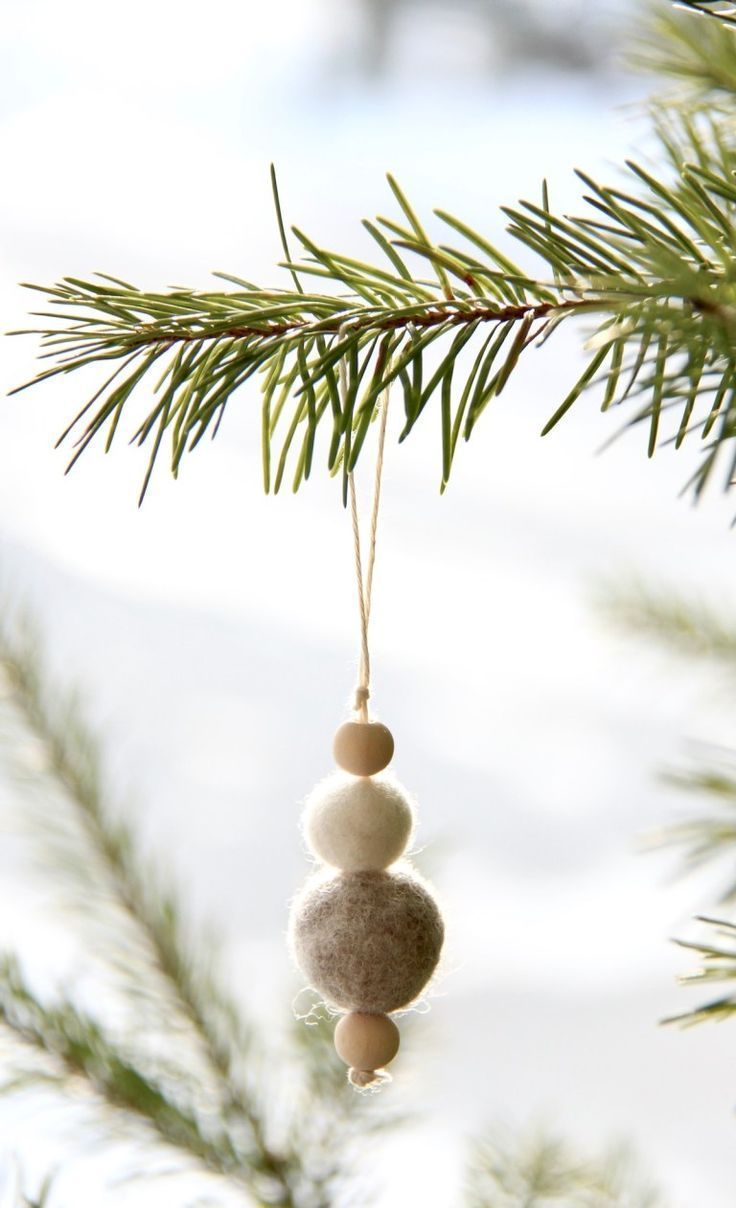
(338, 355, 390, 724)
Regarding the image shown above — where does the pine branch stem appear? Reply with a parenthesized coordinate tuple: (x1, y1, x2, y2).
(124, 297, 583, 350)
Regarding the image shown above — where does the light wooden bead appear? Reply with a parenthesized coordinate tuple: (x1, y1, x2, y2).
(334, 1011, 400, 1072)
(333, 721, 395, 777)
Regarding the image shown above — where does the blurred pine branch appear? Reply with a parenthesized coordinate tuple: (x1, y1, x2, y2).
(0, 615, 386, 1206)
(597, 582, 736, 664)
(465, 1129, 665, 1208)
(3, 1169, 54, 1208)
(632, 2, 736, 90)
(657, 756, 736, 903)
(663, 915, 736, 1025)
(600, 581, 736, 1029)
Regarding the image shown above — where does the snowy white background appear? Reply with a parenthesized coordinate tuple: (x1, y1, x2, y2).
(0, 1, 735, 1204)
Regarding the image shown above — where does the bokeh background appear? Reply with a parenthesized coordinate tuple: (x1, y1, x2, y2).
(0, 1, 735, 1204)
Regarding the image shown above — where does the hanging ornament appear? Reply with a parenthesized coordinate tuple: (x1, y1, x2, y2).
(288, 380, 445, 1090)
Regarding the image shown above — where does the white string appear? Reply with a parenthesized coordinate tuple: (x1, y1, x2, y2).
(338, 355, 390, 723)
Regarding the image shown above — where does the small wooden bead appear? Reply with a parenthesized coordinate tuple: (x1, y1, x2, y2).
(333, 721, 395, 777)
(334, 1012, 400, 1072)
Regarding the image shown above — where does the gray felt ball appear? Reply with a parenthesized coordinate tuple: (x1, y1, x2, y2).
(289, 868, 444, 1014)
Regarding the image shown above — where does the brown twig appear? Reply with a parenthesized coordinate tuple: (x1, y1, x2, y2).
(127, 297, 592, 350)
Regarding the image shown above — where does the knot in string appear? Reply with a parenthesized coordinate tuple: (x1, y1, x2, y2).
(338, 342, 390, 725)
(348, 1067, 391, 1090)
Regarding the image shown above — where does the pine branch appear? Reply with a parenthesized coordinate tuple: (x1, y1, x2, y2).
(597, 582, 736, 664)
(13, 48, 736, 506)
(631, 3, 736, 93)
(645, 743, 736, 1025)
(664, 916, 736, 1025)
(675, 2, 736, 29)
(464, 1129, 664, 1208)
(0, 618, 297, 1198)
(598, 584, 736, 902)
(0, 616, 383, 1206)
(654, 756, 736, 904)
(0, 954, 246, 1178)
(10, 266, 579, 504)
(1, 1166, 54, 1208)
(598, 581, 736, 1026)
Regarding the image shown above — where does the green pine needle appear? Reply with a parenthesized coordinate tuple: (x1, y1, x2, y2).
(13, 33, 736, 507)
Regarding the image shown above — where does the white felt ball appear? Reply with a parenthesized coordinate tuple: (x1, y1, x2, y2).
(303, 772, 414, 871)
(334, 1012, 400, 1072)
